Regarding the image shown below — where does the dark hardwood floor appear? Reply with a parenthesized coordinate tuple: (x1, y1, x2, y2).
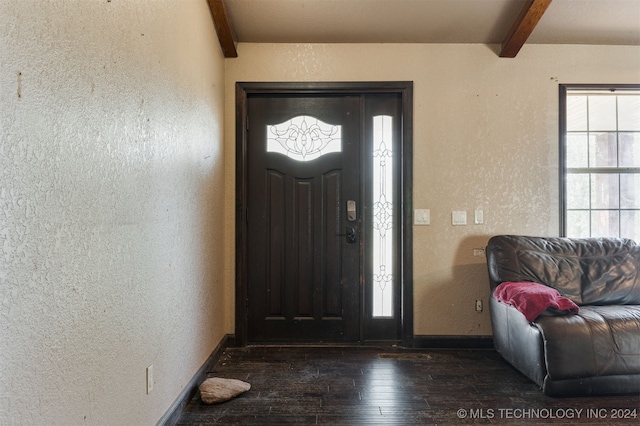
(176, 346, 640, 425)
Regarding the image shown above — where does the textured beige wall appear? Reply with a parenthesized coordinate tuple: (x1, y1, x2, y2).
(1, 0, 226, 424)
(224, 43, 640, 337)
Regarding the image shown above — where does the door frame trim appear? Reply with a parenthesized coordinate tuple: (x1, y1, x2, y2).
(235, 82, 414, 347)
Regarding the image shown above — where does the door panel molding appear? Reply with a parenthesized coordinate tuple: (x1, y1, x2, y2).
(235, 82, 413, 347)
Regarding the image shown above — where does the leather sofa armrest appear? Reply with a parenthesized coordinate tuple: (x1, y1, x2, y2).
(490, 294, 546, 387)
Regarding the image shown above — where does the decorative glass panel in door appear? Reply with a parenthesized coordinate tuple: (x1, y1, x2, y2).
(363, 94, 402, 342)
(267, 115, 341, 161)
(372, 115, 394, 318)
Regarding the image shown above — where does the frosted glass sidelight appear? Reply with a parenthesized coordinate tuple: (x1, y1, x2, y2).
(372, 115, 394, 318)
(267, 115, 341, 162)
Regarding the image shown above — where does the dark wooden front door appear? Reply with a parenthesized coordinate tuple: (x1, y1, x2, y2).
(246, 95, 361, 343)
(237, 82, 414, 346)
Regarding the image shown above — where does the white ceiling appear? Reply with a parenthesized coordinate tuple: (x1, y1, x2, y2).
(225, 0, 640, 46)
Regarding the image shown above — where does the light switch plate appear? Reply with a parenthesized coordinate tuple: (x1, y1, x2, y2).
(414, 209, 431, 225)
(474, 209, 484, 225)
(452, 210, 467, 226)
(146, 365, 153, 394)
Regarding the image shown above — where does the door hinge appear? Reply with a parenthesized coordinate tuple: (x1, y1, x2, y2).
(246, 115, 249, 131)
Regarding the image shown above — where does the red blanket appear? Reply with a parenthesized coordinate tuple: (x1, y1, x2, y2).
(494, 281, 579, 322)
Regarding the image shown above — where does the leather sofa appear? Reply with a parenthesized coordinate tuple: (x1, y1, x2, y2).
(486, 235, 640, 396)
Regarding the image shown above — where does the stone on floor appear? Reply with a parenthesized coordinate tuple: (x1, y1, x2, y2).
(199, 377, 251, 404)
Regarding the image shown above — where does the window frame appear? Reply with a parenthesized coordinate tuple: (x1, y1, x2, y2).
(559, 84, 640, 238)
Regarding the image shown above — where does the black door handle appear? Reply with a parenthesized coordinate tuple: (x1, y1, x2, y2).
(336, 227, 357, 244)
(346, 227, 356, 243)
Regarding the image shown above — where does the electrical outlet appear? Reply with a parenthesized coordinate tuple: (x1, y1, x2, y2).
(146, 365, 153, 394)
(475, 300, 483, 312)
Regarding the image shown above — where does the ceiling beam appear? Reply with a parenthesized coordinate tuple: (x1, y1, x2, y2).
(207, 0, 238, 58)
(499, 0, 552, 58)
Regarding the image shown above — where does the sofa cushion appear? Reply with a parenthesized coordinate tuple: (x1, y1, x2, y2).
(487, 235, 640, 305)
(580, 252, 640, 304)
(535, 305, 640, 380)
